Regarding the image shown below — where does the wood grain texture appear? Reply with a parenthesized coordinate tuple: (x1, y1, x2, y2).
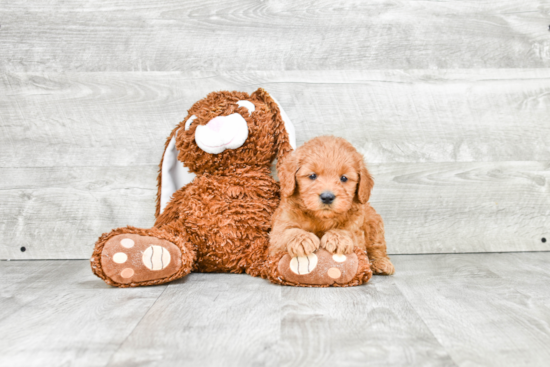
(0, 260, 166, 367)
(0, 166, 157, 259)
(107, 273, 455, 367)
(2, 70, 550, 167)
(1, 160, 549, 259)
(106, 273, 282, 367)
(3, 69, 549, 258)
(277, 276, 454, 367)
(3, 255, 550, 367)
(474, 252, 550, 309)
(1, 0, 549, 72)
(371, 161, 550, 254)
(392, 254, 550, 367)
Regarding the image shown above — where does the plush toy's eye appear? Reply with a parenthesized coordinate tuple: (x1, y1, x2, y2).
(236, 100, 255, 115)
(309, 173, 317, 180)
(340, 175, 348, 183)
(185, 115, 197, 131)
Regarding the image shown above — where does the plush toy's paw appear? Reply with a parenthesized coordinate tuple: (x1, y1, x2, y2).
(99, 234, 184, 285)
(278, 248, 359, 286)
(370, 257, 395, 275)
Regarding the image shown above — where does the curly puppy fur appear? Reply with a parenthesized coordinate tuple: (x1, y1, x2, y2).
(270, 136, 395, 276)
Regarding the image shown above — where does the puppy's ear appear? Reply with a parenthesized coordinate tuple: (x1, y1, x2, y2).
(278, 152, 299, 198)
(357, 163, 374, 204)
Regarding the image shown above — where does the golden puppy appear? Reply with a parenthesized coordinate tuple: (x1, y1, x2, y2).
(270, 135, 394, 276)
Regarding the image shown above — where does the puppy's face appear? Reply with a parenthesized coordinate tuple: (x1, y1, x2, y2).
(296, 156, 358, 217)
(279, 136, 374, 218)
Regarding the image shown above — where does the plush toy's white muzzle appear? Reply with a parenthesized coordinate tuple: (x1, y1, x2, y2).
(159, 93, 296, 215)
(194, 113, 249, 154)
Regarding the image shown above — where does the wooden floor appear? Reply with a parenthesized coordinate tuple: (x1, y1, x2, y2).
(2, 253, 550, 367)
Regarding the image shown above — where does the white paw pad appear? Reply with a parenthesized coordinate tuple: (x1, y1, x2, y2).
(289, 253, 318, 275)
(142, 245, 171, 270)
(120, 238, 135, 248)
(112, 252, 128, 264)
(332, 254, 347, 263)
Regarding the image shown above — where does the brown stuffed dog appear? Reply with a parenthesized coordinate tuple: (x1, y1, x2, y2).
(90, 88, 297, 287)
(266, 136, 394, 287)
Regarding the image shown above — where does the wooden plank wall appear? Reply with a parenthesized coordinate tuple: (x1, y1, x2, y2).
(1, 1, 549, 259)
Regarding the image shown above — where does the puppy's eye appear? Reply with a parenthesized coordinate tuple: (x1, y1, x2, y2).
(309, 173, 317, 180)
(185, 115, 197, 131)
(340, 175, 348, 183)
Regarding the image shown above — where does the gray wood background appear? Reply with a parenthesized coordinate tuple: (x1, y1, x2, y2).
(1, 1, 549, 259)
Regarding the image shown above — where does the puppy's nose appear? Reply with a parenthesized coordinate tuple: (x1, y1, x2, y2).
(320, 191, 336, 204)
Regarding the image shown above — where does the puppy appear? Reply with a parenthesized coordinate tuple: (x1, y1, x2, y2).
(270, 136, 394, 275)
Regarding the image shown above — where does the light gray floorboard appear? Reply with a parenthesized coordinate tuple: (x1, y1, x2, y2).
(2, 161, 549, 259)
(106, 273, 282, 367)
(392, 254, 550, 367)
(474, 252, 550, 309)
(277, 277, 454, 367)
(3, 254, 550, 367)
(2, 70, 550, 167)
(0, 260, 166, 367)
(1, 1, 549, 72)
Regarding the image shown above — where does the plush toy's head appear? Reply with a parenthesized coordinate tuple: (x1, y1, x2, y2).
(156, 88, 296, 215)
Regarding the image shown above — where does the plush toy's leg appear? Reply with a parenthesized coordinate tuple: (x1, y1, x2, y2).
(90, 226, 195, 288)
(265, 248, 372, 287)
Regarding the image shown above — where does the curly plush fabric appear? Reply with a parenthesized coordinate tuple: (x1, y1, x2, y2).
(90, 89, 376, 288)
(91, 89, 297, 287)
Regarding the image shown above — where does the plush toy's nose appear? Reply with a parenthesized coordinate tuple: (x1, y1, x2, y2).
(205, 116, 226, 133)
(194, 113, 249, 154)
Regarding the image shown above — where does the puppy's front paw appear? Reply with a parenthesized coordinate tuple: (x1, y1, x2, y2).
(287, 231, 320, 257)
(370, 257, 395, 275)
(321, 229, 355, 255)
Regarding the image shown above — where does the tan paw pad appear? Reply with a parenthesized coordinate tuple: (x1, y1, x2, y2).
(327, 267, 342, 279)
(121, 268, 134, 278)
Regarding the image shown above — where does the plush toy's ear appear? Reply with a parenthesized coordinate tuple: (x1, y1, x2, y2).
(155, 127, 196, 217)
(356, 162, 374, 204)
(251, 88, 296, 165)
(271, 94, 297, 154)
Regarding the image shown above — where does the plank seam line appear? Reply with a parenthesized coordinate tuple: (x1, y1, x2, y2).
(391, 278, 461, 367)
(103, 285, 168, 366)
(1, 161, 549, 169)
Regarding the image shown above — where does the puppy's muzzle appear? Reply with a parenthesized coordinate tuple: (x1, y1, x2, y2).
(320, 191, 336, 205)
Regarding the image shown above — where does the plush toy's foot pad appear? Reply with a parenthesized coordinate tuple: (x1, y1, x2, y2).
(278, 248, 359, 286)
(100, 234, 183, 285)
